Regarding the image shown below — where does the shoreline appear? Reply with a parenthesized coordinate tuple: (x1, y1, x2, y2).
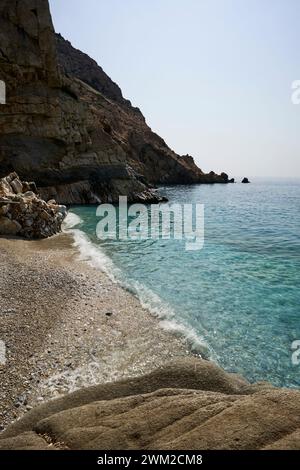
(2, 230, 300, 450)
(0, 231, 190, 431)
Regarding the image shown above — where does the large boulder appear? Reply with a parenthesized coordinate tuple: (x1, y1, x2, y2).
(1, 358, 300, 450)
(0, 173, 67, 239)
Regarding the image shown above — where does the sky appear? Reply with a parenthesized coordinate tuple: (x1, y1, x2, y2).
(49, 0, 300, 178)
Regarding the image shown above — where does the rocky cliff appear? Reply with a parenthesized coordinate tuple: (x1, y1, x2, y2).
(0, 0, 231, 205)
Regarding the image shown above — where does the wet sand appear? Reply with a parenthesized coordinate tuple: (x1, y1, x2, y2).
(0, 233, 189, 431)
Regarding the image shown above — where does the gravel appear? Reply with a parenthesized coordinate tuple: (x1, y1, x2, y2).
(0, 233, 188, 431)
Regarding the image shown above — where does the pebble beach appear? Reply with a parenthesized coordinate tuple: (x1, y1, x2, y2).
(0, 232, 188, 431)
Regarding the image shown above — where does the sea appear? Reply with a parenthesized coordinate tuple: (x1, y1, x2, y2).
(64, 178, 300, 388)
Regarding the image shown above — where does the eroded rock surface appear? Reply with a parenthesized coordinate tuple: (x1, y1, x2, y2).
(1, 358, 300, 450)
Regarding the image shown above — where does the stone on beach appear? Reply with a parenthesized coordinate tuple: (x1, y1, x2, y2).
(0, 217, 21, 235)
(0, 173, 67, 239)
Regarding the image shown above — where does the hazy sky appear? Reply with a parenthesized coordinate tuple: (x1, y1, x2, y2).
(49, 0, 300, 178)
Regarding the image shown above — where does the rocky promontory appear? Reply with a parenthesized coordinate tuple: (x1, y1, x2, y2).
(0, 0, 232, 205)
(0, 173, 66, 238)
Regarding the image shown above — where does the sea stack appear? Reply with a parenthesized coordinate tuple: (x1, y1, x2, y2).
(242, 177, 250, 183)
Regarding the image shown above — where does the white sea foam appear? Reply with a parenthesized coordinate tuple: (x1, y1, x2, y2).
(64, 212, 211, 358)
(70, 228, 122, 283)
(63, 212, 83, 229)
(128, 280, 211, 357)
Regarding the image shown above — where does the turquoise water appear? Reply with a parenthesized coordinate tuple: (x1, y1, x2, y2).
(67, 179, 300, 388)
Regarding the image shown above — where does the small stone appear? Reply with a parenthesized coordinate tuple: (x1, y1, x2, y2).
(28, 182, 38, 194)
(0, 216, 22, 235)
(23, 191, 35, 198)
(0, 204, 9, 216)
(10, 178, 23, 194)
(24, 218, 33, 227)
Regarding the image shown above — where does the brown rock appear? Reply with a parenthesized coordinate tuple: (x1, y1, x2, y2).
(0, 216, 21, 235)
(0, 204, 9, 216)
(0, 173, 67, 239)
(10, 178, 23, 194)
(1, 358, 300, 450)
(0, 179, 13, 197)
(0, 432, 51, 451)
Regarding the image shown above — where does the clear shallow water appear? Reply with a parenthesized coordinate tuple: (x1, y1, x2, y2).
(66, 179, 300, 388)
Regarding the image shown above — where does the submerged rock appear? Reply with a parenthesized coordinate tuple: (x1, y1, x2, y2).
(0, 174, 67, 239)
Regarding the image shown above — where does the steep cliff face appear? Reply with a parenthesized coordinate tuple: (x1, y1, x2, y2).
(0, 0, 231, 205)
(55, 33, 141, 114)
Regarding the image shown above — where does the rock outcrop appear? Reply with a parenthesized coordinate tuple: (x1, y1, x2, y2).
(0, 173, 66, 238)
(1, 358, 300, 450)
(242, 177, 250, 183)
(0, 0, 231, 205)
